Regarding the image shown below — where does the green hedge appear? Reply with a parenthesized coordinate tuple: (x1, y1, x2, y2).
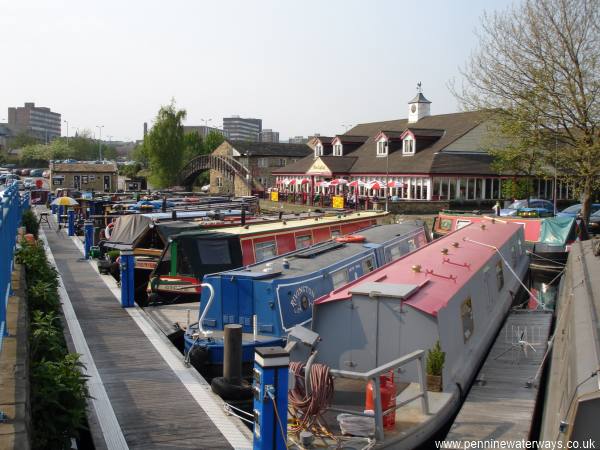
(16, 239, 89, 450)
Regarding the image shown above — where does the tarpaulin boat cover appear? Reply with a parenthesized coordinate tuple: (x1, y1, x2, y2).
(104, 215, 154, 250)
(539, 216, 576, 245)
(155, 221, 202, 241)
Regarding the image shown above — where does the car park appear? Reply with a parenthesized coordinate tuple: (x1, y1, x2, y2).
(499, 198, 555, 217)
(30, 169, 45, 177)
(20, 169, 30, 176)
(23, 178, 34, 189)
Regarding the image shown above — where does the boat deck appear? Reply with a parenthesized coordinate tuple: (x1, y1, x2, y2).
(40, 210, 252, 449)
(445, 310, 553, 444)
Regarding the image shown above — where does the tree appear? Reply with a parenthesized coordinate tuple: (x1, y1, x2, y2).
(132, 142, 150, 168)
(9, 131, 39, 149)
(204, 130, 225, 153)
(145, 101, 187, 188)
(455, 0, 600, 230)
(183, 131, 205, 162)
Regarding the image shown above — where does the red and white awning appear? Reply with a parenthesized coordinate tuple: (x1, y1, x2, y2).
(316, 180, 330, 187)
(300, 178, 310, 185)
(348, 180, 365, 188)
(367, 181, 383, 190)
(329, 178, 349, 186)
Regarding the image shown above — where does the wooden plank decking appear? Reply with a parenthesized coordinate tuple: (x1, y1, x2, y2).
(41, 218, 252, 450)
(445, 310, 553, 443)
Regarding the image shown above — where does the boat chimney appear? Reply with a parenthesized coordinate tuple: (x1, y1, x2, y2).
(241, 207, 246, 226)
(282, 258, 290, 269)
(278, 211, 283, 220)
(171, 210, 177, 220)
(162, 195, 167, 213)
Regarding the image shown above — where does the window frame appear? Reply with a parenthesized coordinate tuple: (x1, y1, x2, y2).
(376, 139, 388, 157)
(402, 136, 415, 155)
(254, 240, 277, 262)
(333, 144, 343, 156)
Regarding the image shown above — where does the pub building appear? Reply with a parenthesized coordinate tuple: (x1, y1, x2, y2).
(272, 87, 572, 209)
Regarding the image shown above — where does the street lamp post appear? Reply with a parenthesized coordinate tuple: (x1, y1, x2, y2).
(64, 120, 69, 146)
(96, 125, 104, 160)
(385, 142, 389, 212)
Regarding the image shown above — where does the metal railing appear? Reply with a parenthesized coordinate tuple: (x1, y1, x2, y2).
(328, 349, 430, 441)
(179, 153, 264, 191)
(0, 184, 28, 353)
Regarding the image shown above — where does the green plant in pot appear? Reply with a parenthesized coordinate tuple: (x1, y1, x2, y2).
(426, 340, 445, 392)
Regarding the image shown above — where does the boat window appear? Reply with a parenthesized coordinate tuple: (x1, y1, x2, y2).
(407, 238, 417, 252)
(456, 219, 471, 230)
(388, 244, 402, 261)
(177, 247, 194, 276)
(331, 268, 349, 289)
(331, 229, 341, 238)
(255, 240, 277, 262)
(496, 260, 504, 291)
(461, 297, 474, 342)
(440, 218, 453, 231)
(196, 239, 232, 265)
(295, 235, 312, 249)
(362, 257, 375, 273)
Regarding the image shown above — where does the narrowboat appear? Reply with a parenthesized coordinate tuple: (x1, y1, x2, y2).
(183, 221, 429, 379)
(287, 219, 528, 448)
(147, 211, 387, 305)
(433, 211, 576, 272)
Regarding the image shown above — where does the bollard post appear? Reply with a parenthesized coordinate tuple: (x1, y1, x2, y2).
(84, 221, 94, 259)
(252, 347, 289, 450)
(223, 324, 243, 385)
(119, 250, 135, 307)
(51, 202, 57, 215)
(58, 205, 64, 223)
(67, 210, 75, 236)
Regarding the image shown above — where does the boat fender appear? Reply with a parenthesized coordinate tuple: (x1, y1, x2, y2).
(335, 235, 366, 243)
(188, 346, 209, 372)
(105, 222, 114, 239)
(210, 376, 253, 401)
(456, 382, 464, 400)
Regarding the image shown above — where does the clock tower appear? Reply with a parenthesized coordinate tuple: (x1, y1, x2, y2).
(408, 82, 432, 123)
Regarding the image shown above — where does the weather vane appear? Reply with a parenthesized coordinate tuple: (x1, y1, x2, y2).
(417, 81, 422, 93)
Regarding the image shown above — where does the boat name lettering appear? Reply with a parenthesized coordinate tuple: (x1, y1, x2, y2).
(290, 285, 316, 314)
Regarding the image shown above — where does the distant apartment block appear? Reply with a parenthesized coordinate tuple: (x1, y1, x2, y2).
(183, 125, 230, 139)
(260, 129, 279, 143)
(223, 116, 262, 142)
(8, 102, 61, 142)
(288, 136, 308, 144)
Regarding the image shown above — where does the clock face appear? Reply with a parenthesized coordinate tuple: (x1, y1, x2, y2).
(411, 104, 417, 113)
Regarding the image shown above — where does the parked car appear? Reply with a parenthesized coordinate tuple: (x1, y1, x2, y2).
(588, 209, 600, 234)
(20, 169, 30, 176)
(23, 178, 34, 189)
(42, 170, 50, 178)
(500, 198, 555, 217)
(556, 203, 600, 218)
(12, 169, 22, 176)
(30, 169, 45, 177)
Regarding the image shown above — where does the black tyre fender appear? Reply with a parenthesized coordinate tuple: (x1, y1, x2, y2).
(188, 346, 209, 371)
(211, 376, 253, 401)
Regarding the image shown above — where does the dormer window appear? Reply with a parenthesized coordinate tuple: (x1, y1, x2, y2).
(315, 144, 323, 157)
(402, 136, 415, 155)
(376, 139, 388, 157)
(333, 144, 343, 156)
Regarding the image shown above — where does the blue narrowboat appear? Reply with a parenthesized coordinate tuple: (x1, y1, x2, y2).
(183, 221, 429, 378)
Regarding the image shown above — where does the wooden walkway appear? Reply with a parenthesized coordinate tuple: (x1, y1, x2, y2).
(445, 310, 552, 443)
(40, 219, 252, 450)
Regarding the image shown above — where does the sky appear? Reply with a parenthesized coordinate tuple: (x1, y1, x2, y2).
(0, 0, 514, 142)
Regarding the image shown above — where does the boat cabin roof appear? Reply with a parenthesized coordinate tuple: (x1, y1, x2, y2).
(317, 220, 523, 316)
(171, 211, 386, 239)
(218, 222, 425, 280)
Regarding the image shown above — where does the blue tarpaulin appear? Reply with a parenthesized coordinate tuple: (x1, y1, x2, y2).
(540, 216, 576, 245)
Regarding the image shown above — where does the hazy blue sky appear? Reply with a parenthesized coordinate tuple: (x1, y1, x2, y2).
(0, 0, 513, 141)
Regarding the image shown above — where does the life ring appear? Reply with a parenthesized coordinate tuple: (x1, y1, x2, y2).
(335, 234, 366, 243)
(105, 222, 114, 239)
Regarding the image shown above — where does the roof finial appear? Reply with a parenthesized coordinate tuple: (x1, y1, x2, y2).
(417, 81, 422, 93)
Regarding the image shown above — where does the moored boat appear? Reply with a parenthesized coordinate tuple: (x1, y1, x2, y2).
(433, 211, 576, 273)
(287, 219, 528, 448)
(183, 221, 429, 379)
(146, 211, 388, 305)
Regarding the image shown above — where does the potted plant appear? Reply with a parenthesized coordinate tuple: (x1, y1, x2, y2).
(426, 340, 445, 392)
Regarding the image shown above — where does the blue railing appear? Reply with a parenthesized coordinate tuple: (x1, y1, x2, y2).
(0, 184, 28, 352)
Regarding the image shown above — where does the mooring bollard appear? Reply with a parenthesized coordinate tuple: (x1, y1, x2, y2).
(252, 346, 289, 450)
(58, 205, 64, 224)
(67, 210, 75, 236)
(84, 221, 94, 259)
(223, 324, 243, 385)
(119, 250, 135, 308)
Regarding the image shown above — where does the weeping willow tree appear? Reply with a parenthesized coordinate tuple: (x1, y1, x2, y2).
(454, 0, 600, 230)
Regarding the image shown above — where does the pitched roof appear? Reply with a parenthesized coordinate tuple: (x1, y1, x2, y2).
(275, 111, 490, 176)
(50, 162, 118, 173)
(227, 140, 311, 157)
(274, 155, 358, 175)
(334, 135, 369, 144)
(408, 92, 432, 104)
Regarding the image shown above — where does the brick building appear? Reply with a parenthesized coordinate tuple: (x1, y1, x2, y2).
(209, 140, 311, 195)
(8, 102, 61, 142)
(50, 162, 118, 192)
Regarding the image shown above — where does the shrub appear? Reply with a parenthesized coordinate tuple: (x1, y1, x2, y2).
(426, 341, 446, 377)
(30, 311, 66, 362)
(31, 354, 89, 450)
(22, 209, 40, 238)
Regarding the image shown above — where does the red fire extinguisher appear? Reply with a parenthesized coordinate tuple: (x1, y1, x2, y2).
(365, 372, 397, 429)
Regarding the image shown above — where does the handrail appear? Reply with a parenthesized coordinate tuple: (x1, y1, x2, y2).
(328, 349, 430, 442)
(196, 283, 215, 337)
